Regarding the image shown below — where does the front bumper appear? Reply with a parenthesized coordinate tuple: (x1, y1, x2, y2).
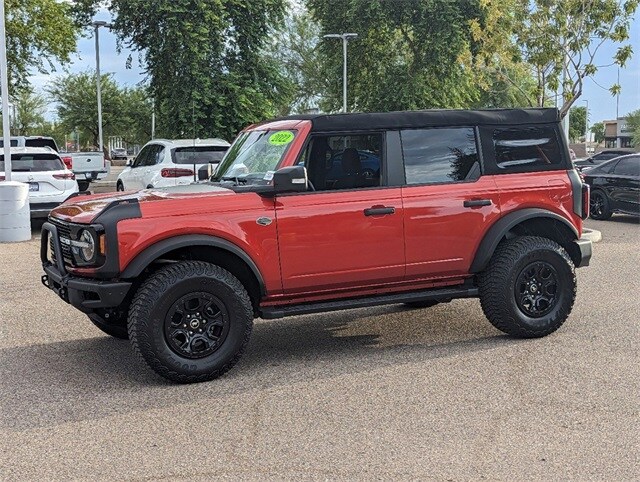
(40, 221, 132, 312)
(574, 236, 592, 268)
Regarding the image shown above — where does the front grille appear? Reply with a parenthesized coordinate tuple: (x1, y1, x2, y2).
(48, 217, 74, 266)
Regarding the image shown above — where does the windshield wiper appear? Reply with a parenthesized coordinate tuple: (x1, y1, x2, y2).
(220, 176, 248, 185)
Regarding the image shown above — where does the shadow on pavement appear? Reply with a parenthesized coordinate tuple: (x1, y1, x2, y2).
(0, 302, 511, 431)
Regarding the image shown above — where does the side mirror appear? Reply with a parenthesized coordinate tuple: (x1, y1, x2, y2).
(273, 165, 308, 193)
(126, 159, 133, 167)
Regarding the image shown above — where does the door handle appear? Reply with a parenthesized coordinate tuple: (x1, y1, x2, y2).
(463, 199, 492, 208)
(364, 206, 395, 216)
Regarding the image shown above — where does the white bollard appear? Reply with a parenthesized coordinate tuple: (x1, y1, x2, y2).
(0, 181, 31, 242)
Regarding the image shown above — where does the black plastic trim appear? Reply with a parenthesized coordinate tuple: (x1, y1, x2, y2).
(119, 234, 266, 295)
(575, 236, 592, 268)
(260, 285, 479, 319)
(469, 208, 579, 273)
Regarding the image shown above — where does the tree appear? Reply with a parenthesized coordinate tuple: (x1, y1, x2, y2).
(10, 88, 47, 135)
(4, 0, 96, 90)
(569, 106, 587, 142)
(625, 110, 640, 148)
(48, 71, 125, 148)
(109, 0, 289, 141)
(270, 9, 326, 115)
(590, 122, 605, 144)
(514, 0, 639, 117)
(47, 71, 152, 149)
(307, 0, 483, 112)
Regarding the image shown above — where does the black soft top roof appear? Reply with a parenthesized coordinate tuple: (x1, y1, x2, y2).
(273, 108, 559, 132)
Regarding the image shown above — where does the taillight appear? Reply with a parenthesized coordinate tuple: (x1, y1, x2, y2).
(53, 172, 76, 180)
(582, 184, 590, 220)
(61, 156, 73, 170)
(161, 168, 194, 178)
(0, 175, 4, 181)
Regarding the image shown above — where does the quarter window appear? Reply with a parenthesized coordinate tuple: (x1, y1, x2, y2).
(493, 126, 562, 169)
(613, 157, 640, 176)
(400, 127, 480, 184)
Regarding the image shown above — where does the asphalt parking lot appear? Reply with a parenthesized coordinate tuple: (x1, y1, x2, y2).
(1, 214, 638, 480)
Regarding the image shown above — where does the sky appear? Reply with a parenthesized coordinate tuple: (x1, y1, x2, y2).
(28, 8, 640, 127)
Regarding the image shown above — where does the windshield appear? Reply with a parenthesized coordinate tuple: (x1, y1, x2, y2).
(213, 130, 296, 183)
(0, 154, 64, 172)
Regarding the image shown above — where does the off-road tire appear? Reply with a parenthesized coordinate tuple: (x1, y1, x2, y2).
(589, 189, 612, 220)
(404, 300, 439, 309)
(128, 261, 253, 383)
(88, 312, 128, 339)
(478, 236, 576, 338)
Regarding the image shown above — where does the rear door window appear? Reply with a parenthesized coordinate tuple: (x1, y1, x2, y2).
(613, 157, 640, 177)
(493, 126, 563, 170)
(400, 127, 480, 184)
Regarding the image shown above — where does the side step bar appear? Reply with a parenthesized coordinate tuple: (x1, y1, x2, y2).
(260, 286, 479, 320)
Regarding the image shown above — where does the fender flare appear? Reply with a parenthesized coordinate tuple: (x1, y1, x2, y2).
(469, 208, 579, 273)
(120, 234, 266, 295)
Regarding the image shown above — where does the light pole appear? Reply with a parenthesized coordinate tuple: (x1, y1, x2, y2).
(92, 20, 112, 155)
(323, 33, 358, 113)
(583, 99, 589, 155)
(0, 0, 11, 180)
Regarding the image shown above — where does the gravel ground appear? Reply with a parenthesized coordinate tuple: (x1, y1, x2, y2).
(0, 216, 638, 480)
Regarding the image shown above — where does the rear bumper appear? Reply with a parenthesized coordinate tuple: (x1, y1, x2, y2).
(40, 221, 132, 312)
(574, 236, 592, 268)
(30, 202, 62, 218)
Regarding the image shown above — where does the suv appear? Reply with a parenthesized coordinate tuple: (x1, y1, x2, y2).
(41, 108, 592, 383)
(116, 138, 230, 191)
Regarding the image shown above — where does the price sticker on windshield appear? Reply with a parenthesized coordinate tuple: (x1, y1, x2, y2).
(268, 131, 295, 146)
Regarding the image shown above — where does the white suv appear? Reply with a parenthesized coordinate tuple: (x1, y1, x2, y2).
(0, 147, 78, 218)
(116, 138, 230, 191)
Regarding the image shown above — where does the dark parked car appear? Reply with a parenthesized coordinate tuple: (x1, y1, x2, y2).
(574, 149, 635, 171)
(583, 154, 640, 220)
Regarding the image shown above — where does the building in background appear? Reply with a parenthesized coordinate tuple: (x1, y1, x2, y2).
(604, 118, 633, 148)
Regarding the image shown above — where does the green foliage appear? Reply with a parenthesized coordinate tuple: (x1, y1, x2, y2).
(307, 0, 483, 112)
(4, 0, 95, 90)
(109, 0, 289, 141)
(569, 106, 587, 142)
(590, 122, 605, 144)
(47, 71, 152, 148)
(625, 110, 640, 148)
(514, 0, 639, 117)
(10, 88, 47, 135)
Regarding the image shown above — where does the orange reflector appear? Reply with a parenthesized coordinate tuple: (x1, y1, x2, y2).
(99, 234, 106, 255)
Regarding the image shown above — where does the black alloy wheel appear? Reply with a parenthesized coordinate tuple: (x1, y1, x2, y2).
(589, 190, 612, 220)
(514, 261, 558, 318)
(164, 292, 230, 359)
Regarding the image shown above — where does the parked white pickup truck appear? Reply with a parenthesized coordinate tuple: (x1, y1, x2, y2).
(59, 152, 110, 191)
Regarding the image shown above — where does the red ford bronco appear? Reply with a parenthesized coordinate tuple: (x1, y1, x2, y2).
(41, 108, 592, 383)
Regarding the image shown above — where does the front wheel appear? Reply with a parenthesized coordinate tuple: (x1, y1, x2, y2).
(478, 236, 576, 338)
(128, 261, 253, 383)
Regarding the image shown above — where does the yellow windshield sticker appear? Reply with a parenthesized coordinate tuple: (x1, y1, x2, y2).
(268, 131, 295, 146)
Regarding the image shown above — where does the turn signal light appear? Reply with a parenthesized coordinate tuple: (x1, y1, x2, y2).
(161, 168, 194, 178)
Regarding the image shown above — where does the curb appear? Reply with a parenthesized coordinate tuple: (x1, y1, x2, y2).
(582, 228, 602, 243)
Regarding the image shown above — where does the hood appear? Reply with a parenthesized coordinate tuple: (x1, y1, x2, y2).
(50, 183, 234, 224)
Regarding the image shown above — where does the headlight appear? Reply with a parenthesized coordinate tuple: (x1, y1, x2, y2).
(69, 229, 96, 263)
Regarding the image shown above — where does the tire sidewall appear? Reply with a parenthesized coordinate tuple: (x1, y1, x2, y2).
(131, 268, 251, 378)
(507, 247, 574, 333)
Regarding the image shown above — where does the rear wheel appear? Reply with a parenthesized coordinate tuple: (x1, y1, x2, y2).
(478, 236, 576, 338)
(116, 180, 124, 191)
(589, 190, 612, 220)
(78, 180, 90, 192)
(128, 261, 253, 383)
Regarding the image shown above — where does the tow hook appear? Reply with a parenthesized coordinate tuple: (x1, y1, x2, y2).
(41, 275, 50, 288)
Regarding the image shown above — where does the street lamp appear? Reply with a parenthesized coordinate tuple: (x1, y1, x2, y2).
(582, 99, 589, 155)
(92, 20, 113, 155)
(323, 33, 358, 113)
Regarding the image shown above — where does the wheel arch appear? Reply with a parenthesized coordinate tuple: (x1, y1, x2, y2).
(120, 235, 266, 311)
(470, 208, 580, 273)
